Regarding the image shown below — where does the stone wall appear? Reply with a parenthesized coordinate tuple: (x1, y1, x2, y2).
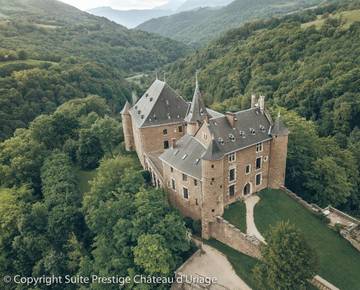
(310, 275, 340, 290)
(209, 216, 262, 259)
(163, 163, 202, 220)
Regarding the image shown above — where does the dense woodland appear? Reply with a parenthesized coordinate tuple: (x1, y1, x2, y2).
(0, 0, 189, 141)
(165, 1, 360, 216)
(0, 0, 360, 288)
(138, 0, 322, 47)
(0, 97, 192, 290)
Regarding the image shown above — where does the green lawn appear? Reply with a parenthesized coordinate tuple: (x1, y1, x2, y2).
(255, 189, 360, 290)
(206, 239, 259, 289)
(223, 201, 247, 232)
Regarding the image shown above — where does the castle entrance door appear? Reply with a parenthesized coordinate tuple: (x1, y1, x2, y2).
(243, 183, 251, 196)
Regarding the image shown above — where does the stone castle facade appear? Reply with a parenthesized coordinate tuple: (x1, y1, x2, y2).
(121, 77, 289, 238)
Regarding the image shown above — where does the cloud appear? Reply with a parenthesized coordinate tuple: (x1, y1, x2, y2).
(59, 0, 168, 11)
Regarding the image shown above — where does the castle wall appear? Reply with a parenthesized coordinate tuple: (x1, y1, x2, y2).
(131, 119, 185, 167)
(163, 163, 202, 220)
(193, 122, 212, 147)
(222, 140, 271, 206)
(201, 159, 225, 239)
(121, 112, 135, 151)
(209, 216, 262, 259)
(268, 135, 288, 188)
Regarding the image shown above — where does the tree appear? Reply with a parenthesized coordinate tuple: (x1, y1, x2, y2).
(305, 157, 352, 207)
(76, 129, 104, 170)
(133, 234, 174, 275)
(253, 221, 318, 290)
(90, 116, 122, 156)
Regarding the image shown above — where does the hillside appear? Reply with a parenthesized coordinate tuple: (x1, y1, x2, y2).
(0, 0, 190, 141)
(87, 7, 172, 28)
(164, 2, 360, 215)
(138, 0, 322, 46)
(177, 0, 234, 11)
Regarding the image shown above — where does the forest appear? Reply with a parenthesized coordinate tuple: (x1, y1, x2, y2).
(0, 97, 193, 290)
(165, 1, 360, 216)
(0, 0, 189, 141)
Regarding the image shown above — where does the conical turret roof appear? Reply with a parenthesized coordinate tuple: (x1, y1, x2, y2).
(185, 73, 211, 123)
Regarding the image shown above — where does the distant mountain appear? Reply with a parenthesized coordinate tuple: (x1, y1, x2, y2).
(177, 0, 234, 12)
(88, 0, 234, 28)
(87, 7, 172, 28)
(138, 0, 323, 47)
(157, 0, 187, 11)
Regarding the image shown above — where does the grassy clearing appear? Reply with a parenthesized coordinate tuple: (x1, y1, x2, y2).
(223, 201, 247, 232)
(74, 167, 97, 194)
(255, 189, 360, 290)
(302, 9, 360, 29)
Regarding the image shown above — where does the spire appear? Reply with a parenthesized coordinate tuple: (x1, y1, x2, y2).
(185, 71, 211, 123)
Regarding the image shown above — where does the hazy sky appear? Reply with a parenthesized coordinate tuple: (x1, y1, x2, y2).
(59, 0, 168, 10)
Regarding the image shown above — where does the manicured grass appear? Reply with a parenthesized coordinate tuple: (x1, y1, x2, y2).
(75, 168, 97, 194)
(223, 201, 247, 232)
(255, 189, 360, 290)
(206, 239, 259, 290)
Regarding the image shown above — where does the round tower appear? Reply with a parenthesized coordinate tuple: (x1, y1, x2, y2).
(121, 101, 135, 152)
(200, 141, 225, 239)
(268, 113, 289, 188)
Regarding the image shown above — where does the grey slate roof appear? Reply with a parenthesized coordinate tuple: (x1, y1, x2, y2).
(130, 80, 189, 128)
(272, 114, 289, 136)
(159, 134, 206, 179)
(185, 81, 211, 123)
(203, 108, 272, 160)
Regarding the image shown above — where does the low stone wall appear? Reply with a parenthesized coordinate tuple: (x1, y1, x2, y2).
(310, 275, 340, 290)
(209, 216, 262, 259)
(280, 186, 322, 213)
(326, 206, 360, 225)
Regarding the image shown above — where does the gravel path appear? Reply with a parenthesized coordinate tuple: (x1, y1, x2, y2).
(180, 242, 252, 290)
(245, 195, 266, 244)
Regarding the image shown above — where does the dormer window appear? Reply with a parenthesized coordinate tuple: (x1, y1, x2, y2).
(229, 134, 235, 142)
(239, 131, 245, 138)
(182, 154, 188, 160)
(260, 125, 265, 132)
(195, 158, 200, 165)
(250, 128, 256, 135)
(150, 97, 153, 102)
(218, 137, 224, 145)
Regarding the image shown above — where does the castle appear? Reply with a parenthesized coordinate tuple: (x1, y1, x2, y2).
(121, 77, 289, 238)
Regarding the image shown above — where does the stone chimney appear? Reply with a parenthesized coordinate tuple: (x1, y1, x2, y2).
(259, 96, 265, 111)
(171, 138, 177, 149)
(251, 94, 257, 108)
(225, 112, 237, 128)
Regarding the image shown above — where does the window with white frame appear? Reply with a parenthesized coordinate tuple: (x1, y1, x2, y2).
(228, 153, 236, 162)
(229, 168, 236, 182)
(256, 173, 262, 186)
(256, 142, 263, 153)
(183, 187, 189, 199)
(245, 164, 251, 175)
